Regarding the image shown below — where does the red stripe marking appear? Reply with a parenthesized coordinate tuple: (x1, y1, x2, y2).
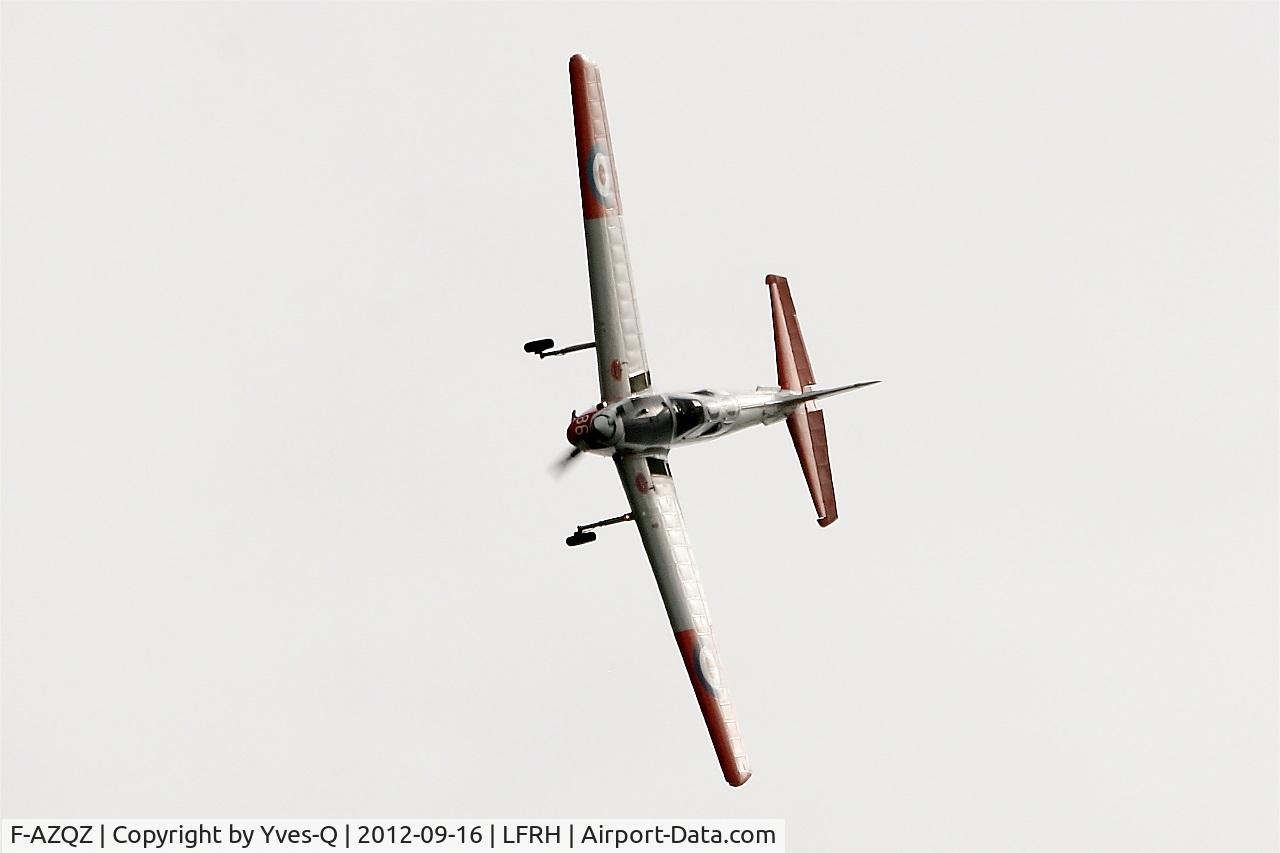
(675, 629, 750, 787)
(569, 55, 607, 221)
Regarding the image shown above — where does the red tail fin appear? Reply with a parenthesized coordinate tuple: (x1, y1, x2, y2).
(767, 275, 837, 527)
(767, 274, 814, 391)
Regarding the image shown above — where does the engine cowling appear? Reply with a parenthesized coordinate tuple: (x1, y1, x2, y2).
(566, 407, 623, 451)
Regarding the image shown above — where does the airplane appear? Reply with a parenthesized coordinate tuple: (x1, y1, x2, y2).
(525, 54, 879, 787)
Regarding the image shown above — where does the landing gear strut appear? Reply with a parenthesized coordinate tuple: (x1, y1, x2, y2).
(566, 512, 633, 546)
(524, 338, 597, 359)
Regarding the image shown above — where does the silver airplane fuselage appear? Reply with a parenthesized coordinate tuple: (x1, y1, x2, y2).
(566, 387, 809, 457)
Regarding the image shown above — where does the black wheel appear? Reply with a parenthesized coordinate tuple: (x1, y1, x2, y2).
(565, 531, 597, 547)
(524, 338, 555, 354)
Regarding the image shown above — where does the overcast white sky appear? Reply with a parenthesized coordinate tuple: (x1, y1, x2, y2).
(3, 2, 1277, 851)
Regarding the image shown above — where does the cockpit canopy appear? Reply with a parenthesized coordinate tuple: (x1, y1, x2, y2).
(616, 395, 672, 446)
(671, 395, 709, 437)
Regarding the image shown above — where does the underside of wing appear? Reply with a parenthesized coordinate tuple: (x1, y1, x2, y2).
(570, 55, 650, 403)
(614, 453, 751, 787)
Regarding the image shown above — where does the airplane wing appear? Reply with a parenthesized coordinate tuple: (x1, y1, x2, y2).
(570, 55, 651, 404)
(614, 453, 751, 786)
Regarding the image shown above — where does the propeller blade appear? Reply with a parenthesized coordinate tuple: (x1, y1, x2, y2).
(552, 446, 583, 476)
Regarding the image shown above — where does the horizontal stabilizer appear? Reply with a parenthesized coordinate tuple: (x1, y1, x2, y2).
(788, 407, 837, 526)
(767, 274, 846, 527)
(767, 274, 813, 392)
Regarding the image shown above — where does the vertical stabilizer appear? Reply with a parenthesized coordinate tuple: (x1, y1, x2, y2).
(766, 275, 838, 527)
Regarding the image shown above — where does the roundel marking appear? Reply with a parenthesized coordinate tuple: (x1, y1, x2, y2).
(693, 638, 722, 697)
(610, 359, 623, 381)
(634, 472, 650, 494)
(589, 148, 614, 206)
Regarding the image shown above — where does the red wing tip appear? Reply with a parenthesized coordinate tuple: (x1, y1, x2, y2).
(817, 514, 838, 527)
(765, 274, 787, 286)
(570, 54, 591, 70)
(727, 771, 752, 787)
